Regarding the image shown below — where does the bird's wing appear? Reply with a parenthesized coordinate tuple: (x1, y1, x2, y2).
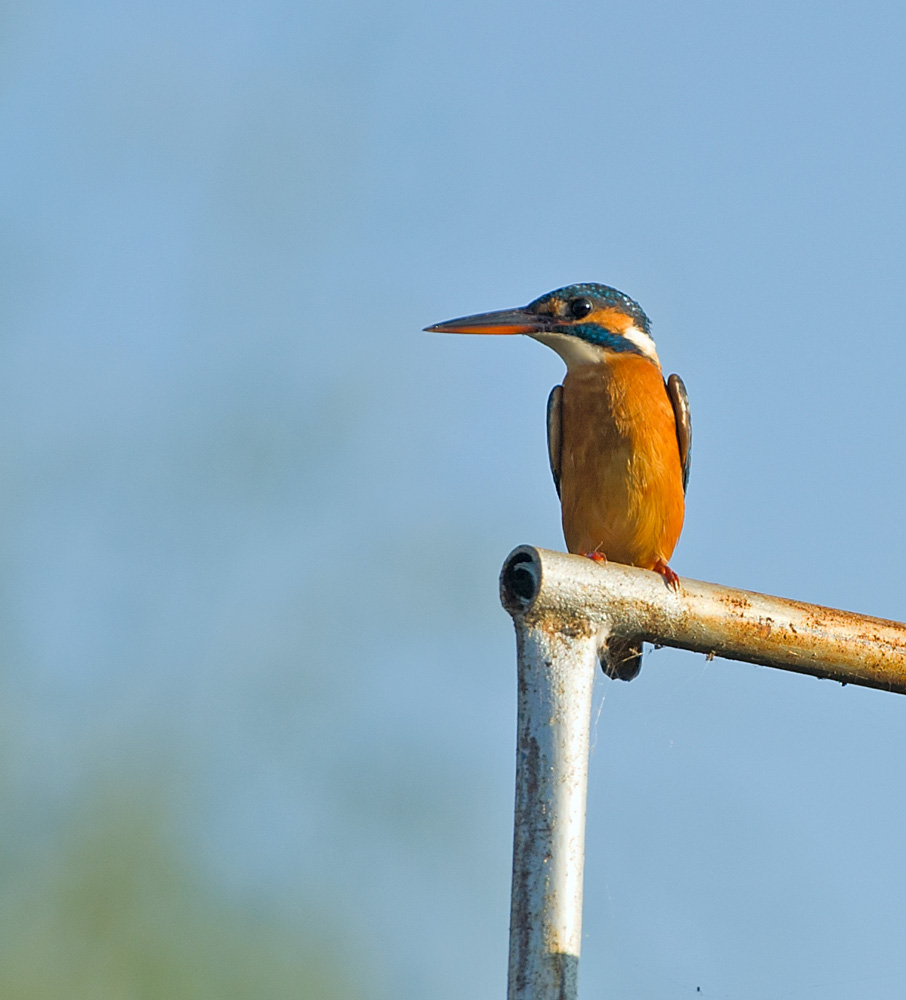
(546, 384, 563, 498)
(666, 373, 692, 493)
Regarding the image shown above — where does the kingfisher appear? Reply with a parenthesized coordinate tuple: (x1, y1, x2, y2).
(426, 282, 691, 680)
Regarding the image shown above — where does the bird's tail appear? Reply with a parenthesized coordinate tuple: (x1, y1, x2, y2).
(601, 636, 643, 681)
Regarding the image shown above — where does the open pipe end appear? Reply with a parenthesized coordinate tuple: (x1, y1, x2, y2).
(500, 546, 542, 616)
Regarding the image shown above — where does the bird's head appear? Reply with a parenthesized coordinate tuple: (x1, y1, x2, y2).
(426, 283, 659, 369)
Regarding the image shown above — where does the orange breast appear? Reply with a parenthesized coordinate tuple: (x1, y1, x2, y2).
(558, 354, 685, 569)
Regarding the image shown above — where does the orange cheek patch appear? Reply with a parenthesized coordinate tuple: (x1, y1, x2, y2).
(588, 307, 634, 332)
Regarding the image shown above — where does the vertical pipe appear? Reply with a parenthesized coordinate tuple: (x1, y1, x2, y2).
(507, 619, 600, 1000)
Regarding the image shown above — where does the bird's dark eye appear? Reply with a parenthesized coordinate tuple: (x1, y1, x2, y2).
(568, 297, 593, 319)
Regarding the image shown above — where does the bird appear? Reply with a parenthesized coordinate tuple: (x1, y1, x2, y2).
(426, 282, 691, 680)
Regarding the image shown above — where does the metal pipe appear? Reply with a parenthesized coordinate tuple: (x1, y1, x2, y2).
(500, 545, 906, 694)
(499, 545, 906, 998)
(506, 614, 597, 1000)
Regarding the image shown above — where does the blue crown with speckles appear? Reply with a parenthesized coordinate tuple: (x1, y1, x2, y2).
(529, 282, 651, 335)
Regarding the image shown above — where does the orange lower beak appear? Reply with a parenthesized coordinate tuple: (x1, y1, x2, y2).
(425, 306, 546, 336)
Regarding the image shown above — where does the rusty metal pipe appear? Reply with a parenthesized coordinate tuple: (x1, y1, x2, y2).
(500, 545, 906, 694)
(500, 545, 906, 999)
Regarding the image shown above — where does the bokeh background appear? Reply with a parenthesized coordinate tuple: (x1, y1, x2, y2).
(2, 1, 906, 997)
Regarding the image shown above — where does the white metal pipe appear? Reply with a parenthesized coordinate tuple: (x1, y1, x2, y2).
(506, 619, 597, 1000)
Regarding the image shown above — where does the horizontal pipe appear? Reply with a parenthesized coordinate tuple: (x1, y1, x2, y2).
(500, 546, 906, 694)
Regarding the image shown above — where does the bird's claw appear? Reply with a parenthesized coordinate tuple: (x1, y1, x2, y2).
(653, 558, 680, 591)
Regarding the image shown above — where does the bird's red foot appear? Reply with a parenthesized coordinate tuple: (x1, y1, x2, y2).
(584, 551, 607, 564)
(653, 558, 680, 591)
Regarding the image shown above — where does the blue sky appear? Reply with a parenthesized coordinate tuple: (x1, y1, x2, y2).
(2, 1, 906, 997)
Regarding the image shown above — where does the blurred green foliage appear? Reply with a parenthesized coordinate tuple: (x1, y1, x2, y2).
(0, 790, 362, 1000)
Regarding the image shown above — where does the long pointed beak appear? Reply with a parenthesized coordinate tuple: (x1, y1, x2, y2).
(425, 306, 549, 336)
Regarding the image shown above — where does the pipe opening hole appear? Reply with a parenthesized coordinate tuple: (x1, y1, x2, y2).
(502, 552, 539, 608)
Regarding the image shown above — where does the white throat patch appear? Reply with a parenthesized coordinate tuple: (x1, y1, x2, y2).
(621, 324, 661, 364)
(530, 325, 660, 371)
